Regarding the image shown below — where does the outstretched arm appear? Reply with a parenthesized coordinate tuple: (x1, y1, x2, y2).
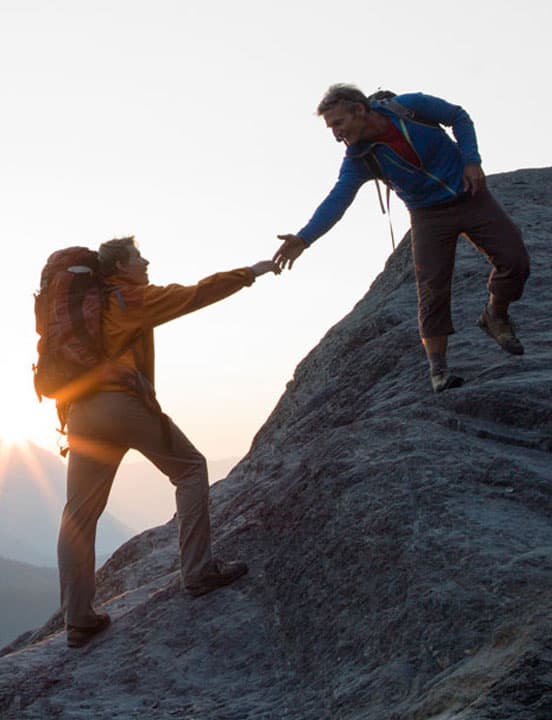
(274, 158, 367, 271)
(125, 263, 279, 329)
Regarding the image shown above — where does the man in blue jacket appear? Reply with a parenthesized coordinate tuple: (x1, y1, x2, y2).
(274, 85, 530, 392)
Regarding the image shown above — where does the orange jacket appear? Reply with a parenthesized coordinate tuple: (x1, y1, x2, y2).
(100, 268, 255, 391)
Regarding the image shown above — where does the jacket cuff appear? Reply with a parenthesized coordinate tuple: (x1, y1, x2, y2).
(241, 268, 256, 285)
(463, 152, 482, 166)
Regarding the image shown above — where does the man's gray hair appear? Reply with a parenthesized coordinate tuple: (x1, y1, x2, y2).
(98, 236, 136, 277)
(316, 84, 371, 116)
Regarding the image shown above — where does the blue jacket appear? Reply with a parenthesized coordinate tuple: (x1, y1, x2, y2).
(298, 93, 482, 245)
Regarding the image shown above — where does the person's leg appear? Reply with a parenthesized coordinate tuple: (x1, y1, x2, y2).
(101, 397, 214, 581)
(411, 206, 464, 391)
(128, 410, 248, 593)
(462, 189, 529, 307)
(71, 393, 212, 580)
(137, 415, 214, 581)
(69, 392, 246, 596)
(460, 189, 530, 353)
(58, 400, 124, 628)
(422, 335, 448, 374)
(114, 397, 247, 593)
(77, 394, 211, 576)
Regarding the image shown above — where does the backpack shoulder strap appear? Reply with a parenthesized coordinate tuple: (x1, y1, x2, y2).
(360, 154, 396, 252)
(377, 98, 440, 128)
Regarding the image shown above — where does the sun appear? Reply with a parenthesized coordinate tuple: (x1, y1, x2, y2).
(0, 402, 30, 448)
(0, 362, 59, 452)
(0, 392, 34, 448)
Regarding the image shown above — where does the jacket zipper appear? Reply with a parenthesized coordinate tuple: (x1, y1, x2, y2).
(398, 119, 457, 196)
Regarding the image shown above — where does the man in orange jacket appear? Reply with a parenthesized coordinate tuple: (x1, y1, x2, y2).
(58, 236, 279, 647)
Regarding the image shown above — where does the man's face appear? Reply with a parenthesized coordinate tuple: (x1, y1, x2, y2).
(323, 102, 370, 146)
(117, 245, 149, 285)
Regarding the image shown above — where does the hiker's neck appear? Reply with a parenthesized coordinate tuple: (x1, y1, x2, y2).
(358, 111, 390, 141)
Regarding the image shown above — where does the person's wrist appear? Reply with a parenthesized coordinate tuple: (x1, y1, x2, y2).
(249, 262, 265, 277)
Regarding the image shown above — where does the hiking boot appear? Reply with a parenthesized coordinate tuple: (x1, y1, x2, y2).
(186, 559, 248, 598)
(66, 613, 111, 648)
(478, 307, 524, 355)
(431, 370, 465, 393)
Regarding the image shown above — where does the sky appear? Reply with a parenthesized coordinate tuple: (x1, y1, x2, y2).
(0, 0, 550, 467)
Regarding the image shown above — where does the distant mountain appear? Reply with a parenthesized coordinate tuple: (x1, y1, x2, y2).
(0, 555, 58, 647)
(0, 442, 134, 566)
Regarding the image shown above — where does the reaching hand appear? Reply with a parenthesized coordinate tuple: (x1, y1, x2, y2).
(273, 234, 307, 271)
(249, 260, 281, 277)
(462, 163, 486, 195)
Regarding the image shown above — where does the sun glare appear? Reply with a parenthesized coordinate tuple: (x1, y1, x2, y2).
(0, 424, 30, 449)
(0, 363, 59, 452)
(0, 402, 32, 448)
(0, 398, 29, 446)
(0, 418, 62, 517)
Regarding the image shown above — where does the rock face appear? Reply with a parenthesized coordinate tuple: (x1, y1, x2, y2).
(1, 168, 551, 719)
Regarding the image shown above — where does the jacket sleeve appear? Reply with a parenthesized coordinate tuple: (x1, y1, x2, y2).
(297, 157, 368, 245)
(136, 268, 256, 329)
(395, 93, 482, 166)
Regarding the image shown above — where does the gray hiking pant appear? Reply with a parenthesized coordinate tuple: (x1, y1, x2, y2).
(410, 188, 530, 338)
(57, 391, 213, 627)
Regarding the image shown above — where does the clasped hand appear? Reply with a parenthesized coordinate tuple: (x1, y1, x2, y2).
(272, 234, 307, 270)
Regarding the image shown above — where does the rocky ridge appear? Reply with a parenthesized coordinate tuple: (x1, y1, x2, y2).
(0, 167, 551, 719)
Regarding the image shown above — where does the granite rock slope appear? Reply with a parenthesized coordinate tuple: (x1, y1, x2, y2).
(1, 168, 551, 720)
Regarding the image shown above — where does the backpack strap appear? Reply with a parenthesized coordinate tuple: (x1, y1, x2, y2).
(361, 101, 441, 252)
(377, 98, 441, 128)
(384, 184, 395, 251)
(362, 152, 396, 251)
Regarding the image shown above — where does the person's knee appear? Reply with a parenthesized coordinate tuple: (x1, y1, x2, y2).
(172, 452, 208, 489)
(505, 230, 530, 281)
(195, 454, 208, 483)
(498, 244, 530, 298)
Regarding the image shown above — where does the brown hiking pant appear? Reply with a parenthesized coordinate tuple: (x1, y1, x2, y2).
(57, 392, 213, 627)
(410, 189, 530, 338)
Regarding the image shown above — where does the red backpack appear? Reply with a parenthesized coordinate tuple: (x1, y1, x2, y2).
(34, 246, 169, 454)
(33, 246, 105, 404)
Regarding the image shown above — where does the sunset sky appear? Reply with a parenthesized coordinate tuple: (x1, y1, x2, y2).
(0, 0, 549, 465)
